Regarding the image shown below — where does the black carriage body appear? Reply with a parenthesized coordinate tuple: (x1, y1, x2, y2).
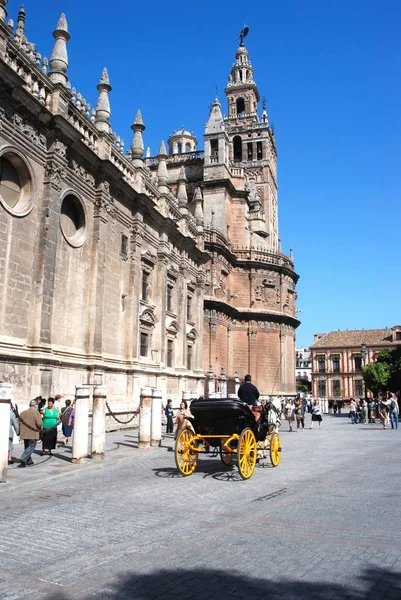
(189, 398, 258, 439)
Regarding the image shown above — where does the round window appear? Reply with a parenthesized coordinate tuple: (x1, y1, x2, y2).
(60, 194, 86, 247)
(0, 152, 33, 216)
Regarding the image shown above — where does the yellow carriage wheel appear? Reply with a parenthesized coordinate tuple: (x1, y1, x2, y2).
(269, 432, 281, 467)
(175, 427, 198, 476)
(237, 428, 257, 480)
(219, 444, 233, 466)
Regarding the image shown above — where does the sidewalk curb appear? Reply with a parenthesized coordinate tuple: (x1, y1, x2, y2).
(0, 438, 173, 495)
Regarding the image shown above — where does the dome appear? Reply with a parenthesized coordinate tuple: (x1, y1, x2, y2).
(167, 127, 198, 155)
(169, 127, 196, 140)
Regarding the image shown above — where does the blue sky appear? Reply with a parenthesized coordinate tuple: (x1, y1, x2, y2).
(14, 0, 401, 347)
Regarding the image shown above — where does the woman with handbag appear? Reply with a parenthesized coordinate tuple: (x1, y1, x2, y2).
(61, 399, 74, 445)
(40, 397, 59, 455)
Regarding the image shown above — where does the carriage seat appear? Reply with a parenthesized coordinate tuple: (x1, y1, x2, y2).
(189, 398, 257, 436)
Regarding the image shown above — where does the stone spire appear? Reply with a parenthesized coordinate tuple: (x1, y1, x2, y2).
(49, 13, 70, 86)
(157, 141, 169, 194)
(14, 5, 25, 44)
(130, 110, 145, 166)
(177, 166, 188, 215)
(0, 0, 8, 22)
(194, 187, 204, 231)
(94, 68, 111, 134)
(205, 97, 224, 135)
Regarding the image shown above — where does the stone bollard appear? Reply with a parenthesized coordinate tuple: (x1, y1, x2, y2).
(234, 374, 240, 395)
(207, 366, 215, 396)
(0, 383, 12, 483)
(220, 369, 228, 397)
(72, 385, 90, 464)
(91, 385, 107, 460)
(139, 386, 152, 449)
(150, 389, 162, 447)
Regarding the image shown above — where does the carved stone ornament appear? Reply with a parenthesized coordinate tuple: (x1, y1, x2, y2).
(13, 113, 46, 147)
(68, 158, 95, 188)
(94, 196, 115, 219)
(141, 251, 157, 267)
(44, 161, 66, 191)
(139, 308, 156, 330)
(51, 139, 67, 157)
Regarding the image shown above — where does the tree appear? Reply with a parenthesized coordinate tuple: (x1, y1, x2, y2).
(376, 347, 401, 393)
(362, 362, 390, 397)
(296, 381, 309, 394)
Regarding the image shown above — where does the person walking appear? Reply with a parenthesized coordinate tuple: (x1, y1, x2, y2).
(8, 404, 20, 464)
(389, 393, 399, 430)
(349, 398, 358, 424)
(368, 398, 377, 423)
(310, 400, 323, 429)
(360, 398, 368, 424)
(284, 399, 295, 432)
(237, 374, 260, 406)
(165, 399, 174, 434)
(378, 395, 391, 430)
(294, 397, 305, 432)
(40, 398, 59, 455)
(18, 399, 43, 468)
(60, 399, 74, 445)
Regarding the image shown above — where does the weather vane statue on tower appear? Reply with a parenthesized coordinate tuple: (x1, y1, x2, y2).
(239, 25, 249, 46)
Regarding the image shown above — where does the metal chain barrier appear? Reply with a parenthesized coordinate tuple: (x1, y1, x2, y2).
(105, 400, 138, 425)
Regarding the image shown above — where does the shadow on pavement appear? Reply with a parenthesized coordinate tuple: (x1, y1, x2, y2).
(45, 566, 401, 599)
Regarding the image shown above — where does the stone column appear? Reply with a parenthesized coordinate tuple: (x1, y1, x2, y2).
(207, 366, 215, 396)
(220, 369, 228, 397)
(0, 383, 12, 483)
(72, 385, 90, 464)
(138, 386, 152, 449)
(87, 184, 110, 357)
(150, 388, 162, 447)
(234, 374, 240, 396)
(91, 385, 106, 460)
(125, 218, 144, 360)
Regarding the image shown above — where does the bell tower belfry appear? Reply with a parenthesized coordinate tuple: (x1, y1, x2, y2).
(226, 43, 259, 124)
(223, 33, 279, 251)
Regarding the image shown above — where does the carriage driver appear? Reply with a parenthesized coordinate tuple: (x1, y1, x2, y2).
(237, 374, 261, 421)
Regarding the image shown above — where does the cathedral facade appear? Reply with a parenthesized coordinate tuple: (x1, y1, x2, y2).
(0, 1, 299, 410)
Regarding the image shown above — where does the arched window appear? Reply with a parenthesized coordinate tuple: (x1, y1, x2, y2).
(236, 98, 245, 115)
(0, 152, 33, 216)
(177, 143, 182, 154)
(185, 143, 191, 153)
(233, 136, 242, 163)
(60, 194, 86, 247)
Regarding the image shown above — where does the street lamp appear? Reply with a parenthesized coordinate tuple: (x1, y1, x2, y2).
(361, 342, 367, 399)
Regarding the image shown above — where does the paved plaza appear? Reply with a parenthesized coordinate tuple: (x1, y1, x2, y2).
(1, 414, 401, 600)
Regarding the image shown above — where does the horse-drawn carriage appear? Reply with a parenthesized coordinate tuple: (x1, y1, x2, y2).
(174, 398, 282, 480)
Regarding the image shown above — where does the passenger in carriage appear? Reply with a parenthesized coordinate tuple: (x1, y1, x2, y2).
(238, 374, 261, 422)
(174, 400, 193, 439)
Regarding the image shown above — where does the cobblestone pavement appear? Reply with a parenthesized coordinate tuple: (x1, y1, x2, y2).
(1, 414, 401, 600)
